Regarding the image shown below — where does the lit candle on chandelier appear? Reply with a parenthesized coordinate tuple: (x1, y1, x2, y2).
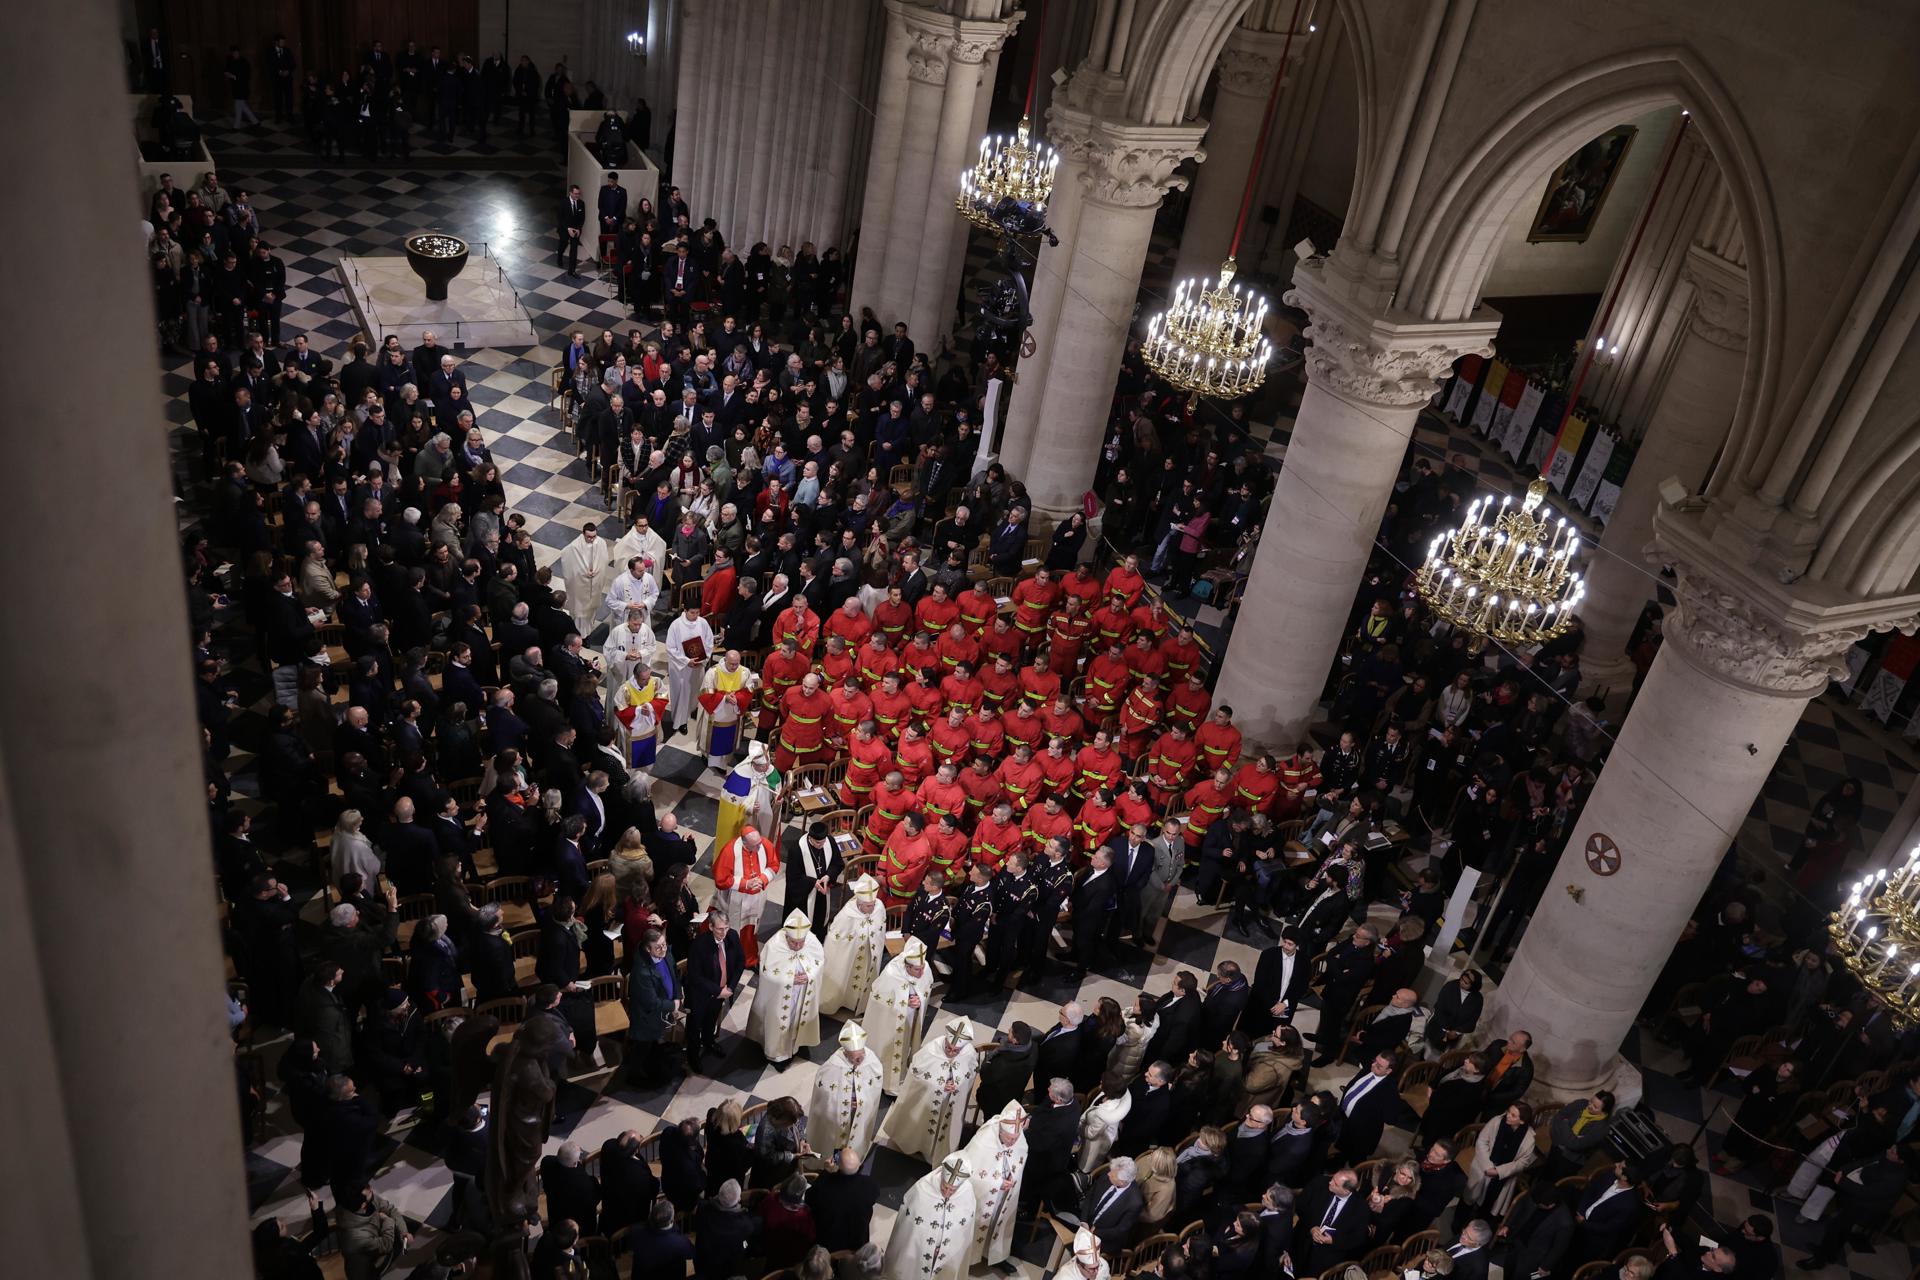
(1877, 942, 1902, 980)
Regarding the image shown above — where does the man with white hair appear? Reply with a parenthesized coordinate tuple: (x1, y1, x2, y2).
(1072, 1156, 1143, 1243)
(865, 938, 937, 1095)
(882, 1017, 979, 1160)
(694, 648, 758, 768)
(883, 1154, 977, 1280)
(808, 1022, 884, 1153)
(747, 910, 823, 1067)
(961, 1100, 1030, 1268)
(819, 874, 888, 1016)
(556, 521, 617, 634)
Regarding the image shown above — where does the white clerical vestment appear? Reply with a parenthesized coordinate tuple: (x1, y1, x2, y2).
(600, 618, 656, 710)
(611, 525, 668, 579)
(806, 1047, 884, 1153)
(663, 614, 714, 727)
(883, 1170, 977, 1280)
(556, 532, 617, 632)
(746, 932, 823, 1062)
(865, 956, 936, 1094)
(882, 1035, 980, 1161)
(600, 567, 658, 627)
(818, 898, 888, 1017)
(961, 1122, 1029, 1265)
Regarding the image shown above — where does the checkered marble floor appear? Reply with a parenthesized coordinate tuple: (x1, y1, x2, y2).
(170, 164, 1917, 1276)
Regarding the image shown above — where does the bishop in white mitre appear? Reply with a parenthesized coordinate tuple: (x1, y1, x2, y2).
(818, 874, 888, 1016)
(882, 1153, 977, 1280)
(807, 1020, 884, 1155)
(555, 522, 617, 633)
(962, 1100, 1030, 1267)
(746, 910, 823, 1066)
(1062, 1225, 1111, 1280)
(881, 1017, 979, 1161)
(600, 556, 659, 628)
(866, 937, 936, 1095)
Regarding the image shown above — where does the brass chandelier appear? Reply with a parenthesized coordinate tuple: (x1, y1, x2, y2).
(957, 115, 1060, 229)
(1142, 260, 1273, 402)
(1414, 476, 1586, 646)
(1831, 860, 1920, 1020)
(1139, 0, 1305, 405)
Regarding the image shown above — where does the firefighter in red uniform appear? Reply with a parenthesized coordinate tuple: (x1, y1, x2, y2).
(771, 594, 821, 653)
(1145, 724, 1198, 807)
(914, 582, 960, 637)
(879, 811, 934, 904)
(1193, 706, 1244, 777)
(978, 652, 1019, 710)
(869, 671, 912, 741)
(895, 721, 936, 785)
(937, 620, 983, 673)
(758, 635, 811, 731)
(1116, 674, 1165, 761)
(995, 743, 1045, 813)
(958, 755, 1003, 821)
(872, 584, 913, 645)
(971, 800, 1023, 872)
(1082, 642, 1132, 719)
(1164, 669, 1212, 734)
(862, 770, 914, 854)
(956, 581, 998, 635)
(1073, 729, 1123, 799)
(1010, 568, 1060, 651)
(1229, 752, 1281, 817)
(1035, 736, 1077, 798)
(826, 674, 872, 745)
(774, 672, 833, 771)
(818, 635, 856, 686)
(1103, 553, 1146, 609)
(1183, 765, 1237, 851)
(855, 633, 899, 688)
(1045, 596, 1093, 677)
(1004, 701, 1047, 754)
(839, 719, 893, 808)
(825, 596, 873, 649)
(1274, 742, 1322, 821)
(928, 706, 973, 770)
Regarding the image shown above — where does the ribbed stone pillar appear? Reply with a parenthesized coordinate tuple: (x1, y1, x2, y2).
(1209, 257, 1499, 742)
(1489, 512, 1920, 1094)
(850, 0, 915, 316)
(1171, 25, 1293, 286)
(875, 22, 953, 330)
(1022, 118, 1206, 513)
(1579, 247, 1748, 698)
(907, 16, 1019, 345)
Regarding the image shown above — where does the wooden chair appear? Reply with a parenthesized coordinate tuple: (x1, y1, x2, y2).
(477, 994, 530, 1026)
(1126, 1232, 1178, 1277)
(1339, 1004, 1386, 1065)
(449, 776, 483, 805)
(1400, 1060, 1442, 1115)
(822, 808, 862, 840)
(1360, 1242, 1403, 1278)
(1396, 1230, 1443, 1267)
(590, 974, 630, 1041)
(1570, 1263, 1614, 1280)
(841, 851, 882, 886)
(509, 929, 543, 987)
(393, 892, 436, 945)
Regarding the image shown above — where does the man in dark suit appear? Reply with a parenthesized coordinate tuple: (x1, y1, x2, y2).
(1073, 1158, 1145, 1242)
(684, 908, 747, 1071)
(599, 172, 627, 236)
(1501, 1180, 1573, 1280)
(1201, 961, 1253, 1046)
(551, 815, 590, 901)
(534, 902, 597, 1052)
(599, 1130, 661, 1237)
(1144, 971, 1202, 1066)
(1443, 1220, 1494, 1280)
(1357, 987, 1424, 1059)
(1033, 1007, 1088, 1102)
(1568, 1160, 1642, 1264)
(625, 927, 681, 1085)
(1480, 1031, 1536, 1116)
(1115, 1061, 1175, 1158)
(1244, 929, 1314, 1038)
(806, 1146, 879, 1252)
(1104, 823, 1158, 948)
(469, 906, 519, 1003)
(1310, 926, 1378, 1066)
(1023, 1077, 1084, 1213)
(988, 507, 1030, 576)
(539, 1143, 601, 1236)
(975, 1023, 1036, 1121)
(1294, 1168, 1370, 1272)
(1225, 1105, 1277, 1198)
(1405, 1139, 1467, 1236)
(380, 796, 440, 894)
(1067, 851, 1118, 977)
(1332, 1051, 1417, 1162)
(558, 183, 587, 275)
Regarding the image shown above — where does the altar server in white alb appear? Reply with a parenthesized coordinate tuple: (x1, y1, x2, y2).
(662, 601, 713, 734)
(865, 936, 936, 1095)
(807, 1021, 884, 1155)
(883, 1153, 977, 1280)
(882, 1017, 979, 1161)
(747, 910, 822, 1067)
(555, 521, 616, 633)
(818, 874, 888, 1016)
(961, 1100, 1031, 1268)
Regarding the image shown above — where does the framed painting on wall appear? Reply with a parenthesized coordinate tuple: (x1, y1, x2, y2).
(1528, 124, 1637, 243)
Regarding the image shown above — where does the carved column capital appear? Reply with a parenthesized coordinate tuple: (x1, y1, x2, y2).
(1215, 27, 1295, 98)
(905, 29, 953, 84)
(1682, 245, 1748, 351)
(1654, 506, 1920, 696)
(1077, 120, 1207, 210)
(1285, 258, 1500, 408)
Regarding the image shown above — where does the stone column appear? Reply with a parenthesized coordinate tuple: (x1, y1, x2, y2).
(1579, 247, 1748, 697)
(1023, 118, 1207, 514)
(1488, 512, 1918, 1093)
(1171, 26, 1293, 286)
(908, 17, 1019, 346)
(1209, 257, 1499, 742)
(850, 0, 916, 316)
(0, 0, 252, 1271)
(933, 41, 1005, 343)
(875, 19, 954, 330)
(996, 99, 1099, 475)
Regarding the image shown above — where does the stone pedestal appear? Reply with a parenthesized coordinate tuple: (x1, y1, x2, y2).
(1022, 118, 1206, 514)
(1489, 510, 1920, 1095)
(1171, 27, 1293, 286)
(338, 250, 540, 349)
(1580, 247, 1748, 699)
(1209, 256, 1498, 742)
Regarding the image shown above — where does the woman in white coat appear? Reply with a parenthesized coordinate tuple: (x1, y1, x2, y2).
(1465, 1101, 1539, 1217)
(1077, 1070, 1133, 1174)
